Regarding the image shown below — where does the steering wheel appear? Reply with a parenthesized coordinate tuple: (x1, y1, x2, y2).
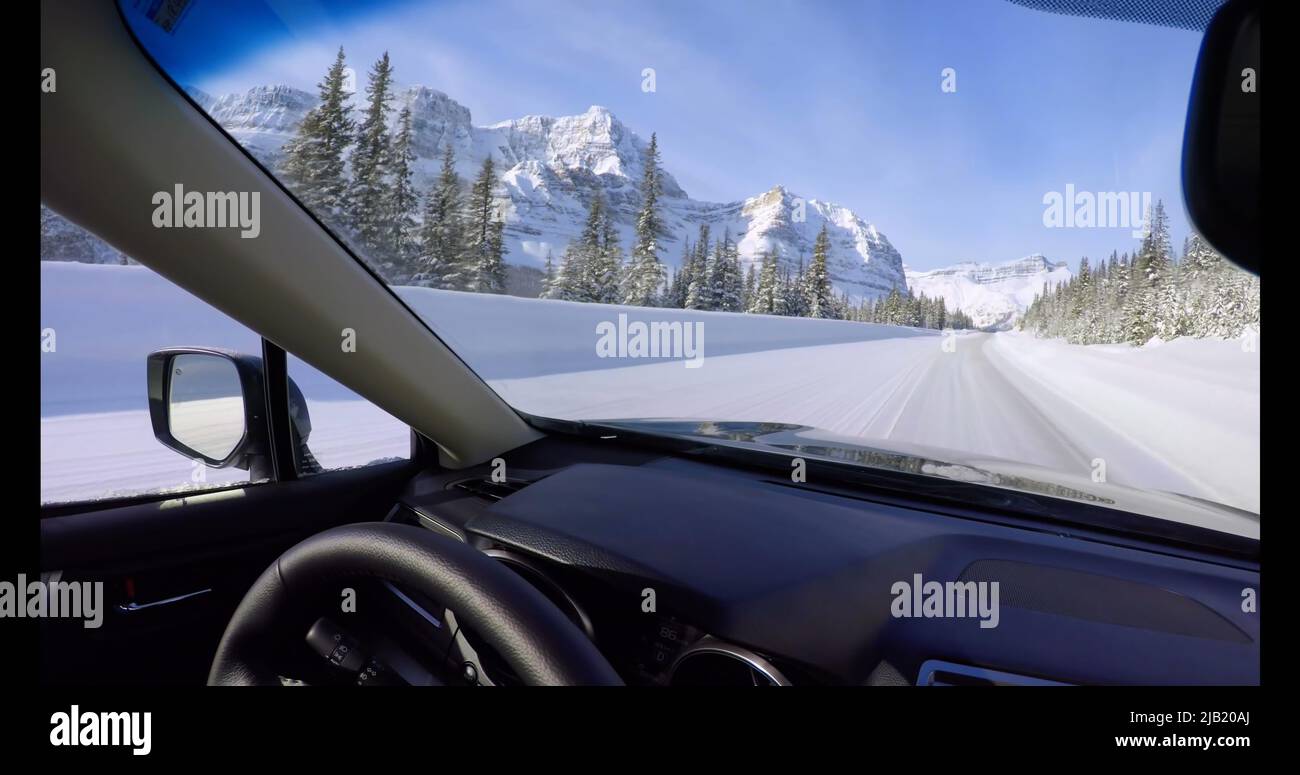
(207, 522, 623, 686)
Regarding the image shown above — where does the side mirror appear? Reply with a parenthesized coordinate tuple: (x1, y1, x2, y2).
(1183, 0, 1259, 274)
(146, 348, 273, 479)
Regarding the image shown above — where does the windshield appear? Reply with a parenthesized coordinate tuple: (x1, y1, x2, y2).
(116, 0, 1258, 537)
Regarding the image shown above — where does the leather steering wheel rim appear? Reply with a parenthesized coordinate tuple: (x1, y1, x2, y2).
(207, 522, 623, 686)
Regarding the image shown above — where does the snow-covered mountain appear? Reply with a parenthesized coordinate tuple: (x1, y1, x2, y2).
(186, 83, 908, 302)
(41, 205, 130, 265)
(192, 85, 317, 162)
(906, 255, 1071, 330)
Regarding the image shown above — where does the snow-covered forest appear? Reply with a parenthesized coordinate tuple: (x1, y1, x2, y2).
(1020, 200, 1260, 345)
(540, 189, 975, 328)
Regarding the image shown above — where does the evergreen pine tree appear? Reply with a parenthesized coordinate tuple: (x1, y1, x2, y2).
(882, 287, 903, 325)
(414, 144, 465, 289)
(803, 225, 834, 318)
(590, 195, 625, 304)
(559, 194, 603, 302)
(463, 157, 507, 294)
(697, 239, 723, 311)
(1143, 200, 1179, 340)
(714, 231, 743, 312)
(684, 227, 713, 311)
(786, 258, 808, 318)
(1070, 257, 1092, 342)
(550, 246, 582, 301)
(384, 106, 419, 283)
(621, 133, 666, 306)
(279, 47, 355, 216)
(348, 52, 396, 265)
(750, 249, 780, 314)
(742, 263, 757, 313)
(540, 251, 558, 299)
(670, 238, 693, 308)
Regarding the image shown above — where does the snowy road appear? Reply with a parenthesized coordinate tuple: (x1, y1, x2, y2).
(859, 333, 1095, 472)
(484, 329, 1259, 514)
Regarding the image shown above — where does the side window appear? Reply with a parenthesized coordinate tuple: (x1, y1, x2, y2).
(40, 208, 412, 504)
(40, 208, 262, 504)
(287, 355, 411, 476)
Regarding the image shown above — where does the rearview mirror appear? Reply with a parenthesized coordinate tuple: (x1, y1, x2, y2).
(1183, 0, 1259, 274)
(147, 348, 272, 478)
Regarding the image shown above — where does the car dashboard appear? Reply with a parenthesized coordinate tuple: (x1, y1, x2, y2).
(352, 435, 1258, 687)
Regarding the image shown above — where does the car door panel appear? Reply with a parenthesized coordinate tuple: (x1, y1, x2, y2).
(39, 459, 418, 684)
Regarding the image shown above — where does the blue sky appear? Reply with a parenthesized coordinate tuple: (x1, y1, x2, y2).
(126, 0, 1205, 272)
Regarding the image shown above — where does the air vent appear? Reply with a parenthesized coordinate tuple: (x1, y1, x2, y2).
(451, 477, 535, 501)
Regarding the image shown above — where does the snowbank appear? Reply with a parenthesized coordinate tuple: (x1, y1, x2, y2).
(394, 285, 932, 380)
(987, 331, 1259, 513)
